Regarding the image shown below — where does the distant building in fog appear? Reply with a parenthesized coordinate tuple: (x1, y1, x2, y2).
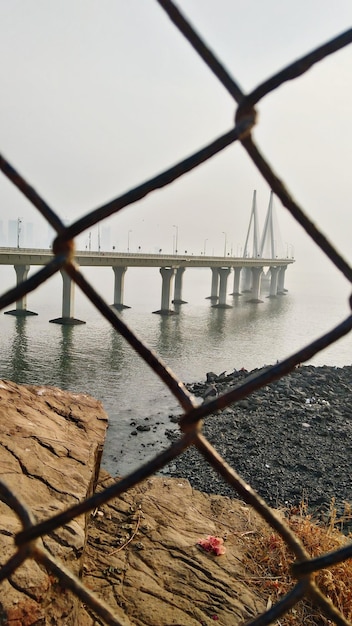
(8, 220, 18, 247)
(25, 222, 34, 247)
(0, 221, 5, 246)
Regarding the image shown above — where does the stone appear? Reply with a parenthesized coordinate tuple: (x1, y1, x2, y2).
(79, 472, 266, 625)
(0, 379, 108, 625)
(0, 379, 269, 625)
(136, 424, 151, 432)
(5, 375, 337, 624)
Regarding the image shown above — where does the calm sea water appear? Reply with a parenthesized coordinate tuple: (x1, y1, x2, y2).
(0, 261, 351, 475)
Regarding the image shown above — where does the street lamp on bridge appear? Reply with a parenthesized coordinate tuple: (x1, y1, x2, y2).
(285, 241, 295, 259)
(203, 238, 208, 255)
(128, 229, 132, 252)
(172, 225, 178, 254)
(17, 218, 22, 249)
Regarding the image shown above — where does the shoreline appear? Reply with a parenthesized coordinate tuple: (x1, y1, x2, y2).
(163, 364, 352, 518)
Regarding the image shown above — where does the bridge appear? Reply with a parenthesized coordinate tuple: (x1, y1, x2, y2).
(0, 191, 295, 323)
(0, 248, 293, 323)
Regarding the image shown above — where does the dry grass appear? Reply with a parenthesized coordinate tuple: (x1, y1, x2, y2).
(244, 500, 352, 625)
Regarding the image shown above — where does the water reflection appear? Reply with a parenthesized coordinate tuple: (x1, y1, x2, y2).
(57, 325, 74, 388)
(206, 307, 228, 337)
(10, 317, 30, 382)
(157, 312, 183, 356)
(108, 326, 125, 372)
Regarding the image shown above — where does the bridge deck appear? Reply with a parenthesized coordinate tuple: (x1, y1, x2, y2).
(0, 248, 294, 268)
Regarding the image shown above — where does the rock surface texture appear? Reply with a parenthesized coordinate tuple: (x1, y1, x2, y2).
(80, 471, 265, 626)
(3, 366, 349, 624)
(0, 379, 267, 625)
(0, 380, 108, 625)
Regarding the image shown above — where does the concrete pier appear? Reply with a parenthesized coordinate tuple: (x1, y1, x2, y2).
(246, 267, 263, 303)
(277, 265, 288, 294)
(230, 266, 242, 296)
(212, 267, 232, 308)
(49, 270, 85, 325)
(172, 267, 187, 304)
(153, 267, 176, 315)
(267, 266, 280, 297)
(206, 267, 220, 301)
(112, 266, 130, 310)
(4, 265, 38, 317)
(241, 266, 253, 293)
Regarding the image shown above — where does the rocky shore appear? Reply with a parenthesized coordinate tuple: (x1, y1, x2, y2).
(1, 372, 351, 624)
(165, 365, 352, 518)
(0, 379, 266, 625)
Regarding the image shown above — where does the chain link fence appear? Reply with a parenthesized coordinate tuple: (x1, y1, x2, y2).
(0, 1, 352, 624)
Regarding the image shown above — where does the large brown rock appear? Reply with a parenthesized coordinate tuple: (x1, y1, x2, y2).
(80, 472, 265, 625)
(0, 380, 108, 625)
(0, 380, 266, 625)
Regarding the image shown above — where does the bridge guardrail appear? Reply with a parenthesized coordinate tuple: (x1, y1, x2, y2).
(0, 247, 294, 267)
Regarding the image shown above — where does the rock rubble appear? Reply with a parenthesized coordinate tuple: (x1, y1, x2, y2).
(165, 365, 352, 518)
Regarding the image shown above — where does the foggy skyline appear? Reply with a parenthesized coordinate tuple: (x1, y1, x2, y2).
(1, 1, 352, 279)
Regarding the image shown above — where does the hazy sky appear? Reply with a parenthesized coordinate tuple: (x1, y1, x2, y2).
(1, 1, 352, 274)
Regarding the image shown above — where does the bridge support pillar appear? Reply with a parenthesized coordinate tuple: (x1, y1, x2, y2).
(112, 266, 130, 310)
(153, 267, 176, 315)
(4, 265, 38, 317)
(206, 267, 219, 301)
(172, 267, 187, 304)
(50, 270, 85, 325)
(267, 266, 280, 297)
(212, 268, 232, 308)
(241, 266, 252, 292)
(277, 265, 288, 294)
(247, 267, 263, 303)
(230, 267, 242, 296)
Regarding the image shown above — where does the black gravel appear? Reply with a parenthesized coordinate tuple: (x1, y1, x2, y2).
(164, 365, 352, 519)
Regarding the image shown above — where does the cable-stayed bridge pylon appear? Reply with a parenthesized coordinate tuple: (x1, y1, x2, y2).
(243, 190, 285, 260)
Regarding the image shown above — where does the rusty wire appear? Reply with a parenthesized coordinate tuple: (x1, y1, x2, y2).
(0, 1, 352, 624)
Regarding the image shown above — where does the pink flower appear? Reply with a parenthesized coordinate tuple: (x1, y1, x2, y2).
(197, 535, 226, 556)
